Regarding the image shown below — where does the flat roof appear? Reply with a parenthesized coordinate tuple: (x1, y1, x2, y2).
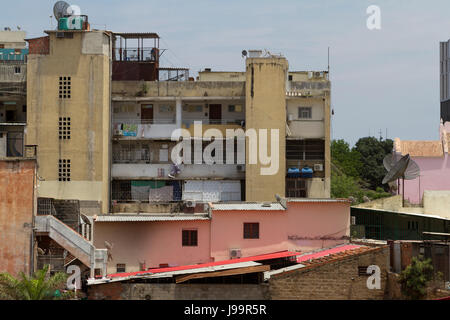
(211, 202, 286, 211)
(94, 215, 209, 222)
(113, 32, 159, 39)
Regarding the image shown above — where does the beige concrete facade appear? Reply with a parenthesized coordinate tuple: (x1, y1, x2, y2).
(26, 30, 111, 213)
(245, 57, 288, 201)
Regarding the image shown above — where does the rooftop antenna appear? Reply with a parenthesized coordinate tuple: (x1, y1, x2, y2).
(53, 1, 70, 21)
(382, 153, 420, 207)
(327, 46, 330, 74)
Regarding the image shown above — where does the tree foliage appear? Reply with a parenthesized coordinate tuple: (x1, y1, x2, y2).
(399, 257, 434, 300)
(331, 137, 393, 203)
(354, 137, 393, 190)
(0, 265, 68, 300)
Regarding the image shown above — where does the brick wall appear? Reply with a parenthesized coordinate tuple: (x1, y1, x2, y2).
(0, 160, 35, 276)
(88, 283, 269, 300)
(268, 246, 390, 300)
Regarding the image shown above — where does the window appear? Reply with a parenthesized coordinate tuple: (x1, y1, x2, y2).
(59, 76, 71, 99)
(14, 66, 21, 74)
(286, 139, 325, 160)
(22, 105, 26, 113)
(288, 75, 293, 81)
(228, 105, 236, 112)
(182, 229, 198, 246)
(58, 159, 71, 181)
(59, 117, 71, 140)
(298, 107, 312, 119)
(116, 264, 126, 273)
(243, 223, 259, 239)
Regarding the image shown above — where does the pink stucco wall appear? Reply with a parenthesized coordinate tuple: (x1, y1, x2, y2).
(399, 155, 450, 204)
(210, 202, 350, 261)
(94, 220, 211, 273)
(94, 201, 350, 274)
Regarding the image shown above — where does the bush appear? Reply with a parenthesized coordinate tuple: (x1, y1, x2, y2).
(399, 257, 434, 300)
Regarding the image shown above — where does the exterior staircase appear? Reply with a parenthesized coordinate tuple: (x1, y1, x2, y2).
(35, 215, 107, 277)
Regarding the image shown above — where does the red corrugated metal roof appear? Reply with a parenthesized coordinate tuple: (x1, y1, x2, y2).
(296, 244, 361, 263)
(107, 251, 301, 278)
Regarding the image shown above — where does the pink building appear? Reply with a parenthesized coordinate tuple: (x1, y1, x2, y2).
(93, 199, 350, 274)
(394, 121, 450, 204)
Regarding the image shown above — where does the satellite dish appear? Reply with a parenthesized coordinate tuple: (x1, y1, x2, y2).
(242, 50, 248, 57)
(53, 1, 70, 20)
(382, 153, 420, 206)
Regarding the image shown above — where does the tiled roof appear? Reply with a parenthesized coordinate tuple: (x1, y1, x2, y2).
(394, 139, 444, 157)
(266, 244, 387, 279)
(211, 202, 286, 211)
(94, 215, 210, 222)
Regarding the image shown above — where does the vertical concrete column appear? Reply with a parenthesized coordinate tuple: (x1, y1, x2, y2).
(245, 57, 288, 202)
(176, 98, 182, 128)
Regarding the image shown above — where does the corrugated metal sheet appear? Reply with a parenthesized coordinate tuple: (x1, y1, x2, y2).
(94, 215, 210, 222)
(211, 202, 286, 211)
(288, 198, 350, 203)
(353, 206, 450, 221)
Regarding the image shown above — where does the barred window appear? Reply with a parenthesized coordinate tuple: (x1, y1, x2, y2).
(116, 264, 126, 273)
(59, 117, 71, 140)
(58, 159, 71, 181)
(59, 76, 71, 99)
(182, 229, 198, 246)
(244, 223, 259, 239)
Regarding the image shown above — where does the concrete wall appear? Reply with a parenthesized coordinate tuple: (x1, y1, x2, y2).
(111, 163, 244, 180)
(88, 282, 269, 300)
(112, 81, 245, 98)
(26, 31, 111, 213)
(0, 159, 35, 276)
(287, 97, 325, 138)
(245, 58, 288, 202)
(423, 190, 450, 218)
(268, 246, 389, 300)
(0, 31, 27, 48)
(93, 220, 212, 273)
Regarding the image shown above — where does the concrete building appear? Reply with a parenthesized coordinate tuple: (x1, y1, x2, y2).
(25, 13, 331, 215)
(26, 28, 111, 214)
(0, 30, 28, 158)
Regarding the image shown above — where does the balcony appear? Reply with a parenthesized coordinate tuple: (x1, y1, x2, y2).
(111, 163, 245, 180)
(113, 118, 178, 139)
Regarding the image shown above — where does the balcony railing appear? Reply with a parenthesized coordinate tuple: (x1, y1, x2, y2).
(114, 119, 176, 125)
(114, 47, 158, 62)
(182, 119, 245, 126)
(112, 150, 151, 163)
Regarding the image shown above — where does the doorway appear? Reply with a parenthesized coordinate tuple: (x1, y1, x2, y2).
(209, 104, 222, 124)
(141, 104, 153, 123)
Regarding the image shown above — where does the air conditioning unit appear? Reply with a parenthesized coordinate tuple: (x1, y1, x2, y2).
(313, 164, 324, 171)
(184, 200, 196, 208)
(229, 248, 242, 259)
(287, 114, 294, 121)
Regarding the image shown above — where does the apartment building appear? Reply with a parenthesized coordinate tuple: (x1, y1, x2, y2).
(0, 30, 28, 158)
(25, 14, 331, 215)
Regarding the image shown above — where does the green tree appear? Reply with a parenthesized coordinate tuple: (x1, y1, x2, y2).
(399, 257, 434, 300)
(0, 265, 68, 300)
(354, 137, 393, 190)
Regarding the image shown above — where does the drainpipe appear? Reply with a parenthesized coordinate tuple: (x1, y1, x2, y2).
(29, 162, 37, 276)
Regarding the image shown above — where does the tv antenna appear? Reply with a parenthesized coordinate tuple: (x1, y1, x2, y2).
(382, 153, 420, 207)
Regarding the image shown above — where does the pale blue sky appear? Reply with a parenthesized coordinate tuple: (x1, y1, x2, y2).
(3, 0, 450, 145)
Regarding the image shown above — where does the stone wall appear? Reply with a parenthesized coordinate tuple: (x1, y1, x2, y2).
(88, 283, 269, 300)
